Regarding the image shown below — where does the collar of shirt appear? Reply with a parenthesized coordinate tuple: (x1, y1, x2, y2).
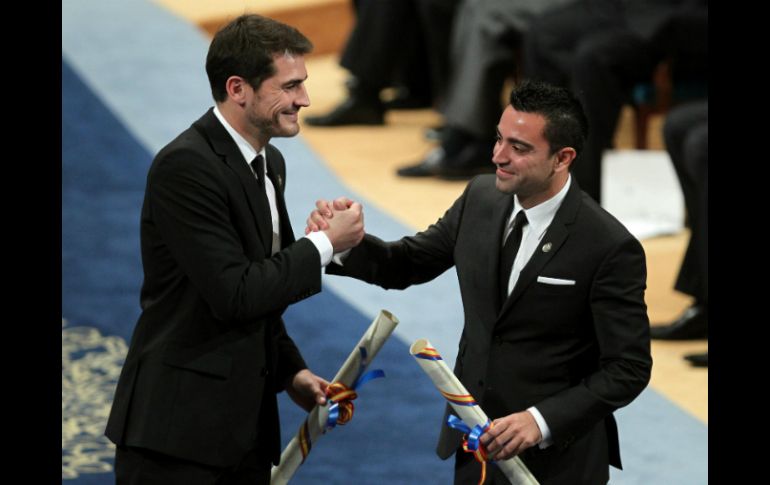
(505, 174, 572, 243)
(213, 105, 267, 178)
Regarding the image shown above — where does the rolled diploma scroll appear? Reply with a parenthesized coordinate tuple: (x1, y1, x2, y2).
(410, 338, 539, 485)
(271, 310, 399, 484)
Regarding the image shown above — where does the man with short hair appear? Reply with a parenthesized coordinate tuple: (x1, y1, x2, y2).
(105, 14, 364, 484)
(309, 81, 652, 484)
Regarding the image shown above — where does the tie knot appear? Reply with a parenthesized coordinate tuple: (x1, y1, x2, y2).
(251, 154, 265, 185)
(512, 210, 528, 228)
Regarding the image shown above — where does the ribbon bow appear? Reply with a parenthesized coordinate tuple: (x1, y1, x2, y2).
(447, 414, 492, 485)
(325, 347, 385, 431)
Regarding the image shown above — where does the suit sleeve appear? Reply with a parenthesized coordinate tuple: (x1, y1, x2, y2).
(535, 235, 652, 444)
(272, 318, 307, 391)
(327, 179, 474, 287)
(147, 148, 321, 323)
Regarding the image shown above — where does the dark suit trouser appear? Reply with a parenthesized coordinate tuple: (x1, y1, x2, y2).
(442, 0, 570, 139)
(524, 1, 658, 203)
(341, 0, 418, 89)
(340, 0, 457, 101)
(115, 446, 271, 485)
(525, 1, 708, 204)
(664, 101, 708, 303)
(570, 30, 661, 204)
(522, 0, 622, 88)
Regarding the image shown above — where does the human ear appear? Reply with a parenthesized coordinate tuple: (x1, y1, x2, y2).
(225, 76, 249, 105)
(554, 147, 576, 171)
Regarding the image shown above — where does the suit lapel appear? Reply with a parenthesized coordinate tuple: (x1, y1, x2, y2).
(193, 109, 273, 251)
(499, 223, 569, 316)
(479, 191, 514, 333)
(498, 180, 582, 318)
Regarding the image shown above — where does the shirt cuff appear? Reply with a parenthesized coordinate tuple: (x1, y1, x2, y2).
(527, 406, 553, 449)
(304, 231, 333, 267)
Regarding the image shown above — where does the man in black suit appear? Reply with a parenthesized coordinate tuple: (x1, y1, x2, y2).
(104, 15, 364, 484)
(308, 81, 652, 484)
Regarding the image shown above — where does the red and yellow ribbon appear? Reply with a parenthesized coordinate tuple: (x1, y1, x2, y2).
(440, 390, 478, 407)
(414, 347, 443, 360)
(325, 382, 358, 427)
(297, 347, 386, 463)
(447, 414, 492, 485)
(298, 421, 312, 463)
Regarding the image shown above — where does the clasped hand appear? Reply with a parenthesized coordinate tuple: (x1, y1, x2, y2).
(305, 197, 365, 252)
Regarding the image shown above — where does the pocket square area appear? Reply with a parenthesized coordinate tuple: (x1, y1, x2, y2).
(537, 276, 576, 286)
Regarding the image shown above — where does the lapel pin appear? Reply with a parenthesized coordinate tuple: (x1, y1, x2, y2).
(542, 242, 552, 253)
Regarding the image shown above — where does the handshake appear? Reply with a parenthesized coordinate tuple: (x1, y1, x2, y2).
(304, 197, 365, 253)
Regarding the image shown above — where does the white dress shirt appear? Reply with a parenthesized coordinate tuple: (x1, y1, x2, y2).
(502, 176, 571, 295)
(501, 175, 572, 448)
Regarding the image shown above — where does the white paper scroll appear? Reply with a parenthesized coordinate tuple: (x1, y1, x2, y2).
(410, 338, 540, 485)
(270, 310, 399, 484)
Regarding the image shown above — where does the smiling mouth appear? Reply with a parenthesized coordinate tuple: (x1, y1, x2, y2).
(496, 167, 515, 178)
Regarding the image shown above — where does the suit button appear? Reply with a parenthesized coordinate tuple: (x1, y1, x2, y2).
(478, 379, 484, 387)
(260, 367, 269, 377)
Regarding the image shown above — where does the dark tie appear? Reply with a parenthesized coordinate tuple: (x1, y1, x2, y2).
(250, 154, 277, 253)
(250, 154, 266, 187)
(499, 210, 528, 304)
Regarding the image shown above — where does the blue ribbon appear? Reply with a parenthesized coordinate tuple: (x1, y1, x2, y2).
(325, 347, 386, 430)
(446, 414, 489, 452)
(326, 403, 342, 429)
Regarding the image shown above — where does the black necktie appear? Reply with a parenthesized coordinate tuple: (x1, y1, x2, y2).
(250, 154, 266, 187)
(499, 210, 528, 304)
(250, 154, 277, 253)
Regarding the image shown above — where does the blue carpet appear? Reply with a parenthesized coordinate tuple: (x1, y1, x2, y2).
(62, 57, 145, 482)
(62, 58, 147, 341)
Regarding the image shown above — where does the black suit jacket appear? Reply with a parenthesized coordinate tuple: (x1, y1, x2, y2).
(328, 176, 652, 484)
(105, 108, 322, 468)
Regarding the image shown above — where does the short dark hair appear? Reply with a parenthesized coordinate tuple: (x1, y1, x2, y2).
(508, 80, 589, 157)
(205, 14, 313, 102)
